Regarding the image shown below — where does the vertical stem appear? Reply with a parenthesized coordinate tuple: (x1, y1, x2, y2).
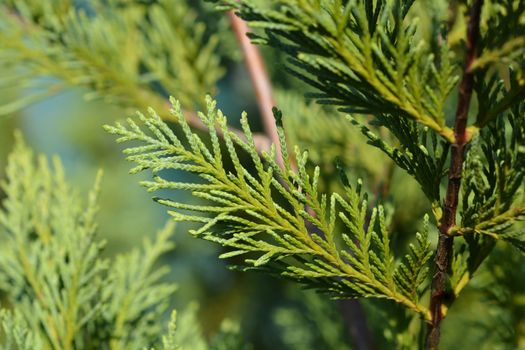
(228, 11, 376, 350)
(425, 1, 484, 349)
(227, 11, 286, 167)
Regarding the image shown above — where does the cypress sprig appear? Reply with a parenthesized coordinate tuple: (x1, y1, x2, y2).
(105, 96, 434, 319)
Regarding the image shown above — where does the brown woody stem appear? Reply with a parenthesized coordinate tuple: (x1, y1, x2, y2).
(227, 11, 286, 168)
(425, 0, 484, 348)
(228, 10, 376, 350)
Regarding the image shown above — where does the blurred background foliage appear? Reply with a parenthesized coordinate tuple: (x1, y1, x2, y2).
(0, 0, 524, 349)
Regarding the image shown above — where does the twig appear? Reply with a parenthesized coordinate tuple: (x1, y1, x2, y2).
(228, 10, 376, 350)
(227, 10, 286, 168)
(425, 1, 484, 348)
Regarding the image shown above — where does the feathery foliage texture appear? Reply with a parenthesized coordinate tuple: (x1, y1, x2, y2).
(2, 0, 525, 348)
(0, 135, 176, 349)
(214, 0, 462, 217)
(105, 97, 434, 319)
(0, 0, 224, 116)
(103, 0, 525, 348)
(0, 136, 248, 349)
(0, 310, 42, 350)
(217, 0, 460, 140)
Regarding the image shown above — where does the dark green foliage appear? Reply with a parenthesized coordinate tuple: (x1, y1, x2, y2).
(216, 0, 459, 211)
(347, 115, 449, 206)
(461, 101, 525, 240)
(473, 0, 525, 128)
(103, 1, 525, 346)
(216, 0, 459, 142)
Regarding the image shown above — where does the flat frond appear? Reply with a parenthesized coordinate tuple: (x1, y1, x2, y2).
(453, 100, 525, 296)
(472, 0, 525, 128)
(105, 96, 433, 318)
(347, 114, 449, 207)
(460, 101, 525, 249)
(218, 0, 460, 142)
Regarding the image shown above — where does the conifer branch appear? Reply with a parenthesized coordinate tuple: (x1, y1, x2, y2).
(0, 310, 42, 350)
(443, 96, 525, 307)
(229, 12, 376, 348)
(470, 0, 525, 131)
(0, 1, 278, 157)
(474, 84, 525, 130)
(0, 0, 223, 116)
(426, 0, 484, 348)
(227, 16, 378, 345)
(220, 0, 459, 143)
(0, 135, 178, 349)
(227, 10, 284, 166)
(105, 97, 433, 320)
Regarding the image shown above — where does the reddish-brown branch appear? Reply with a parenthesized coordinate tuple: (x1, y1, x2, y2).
(425, 0, 484, 348)
(228, 11, 376, 350)
(227, 11, 287, 168)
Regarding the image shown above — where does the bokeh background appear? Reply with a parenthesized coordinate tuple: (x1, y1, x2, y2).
(0, 2, 356, 348)
(1, 1, 524, 349)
